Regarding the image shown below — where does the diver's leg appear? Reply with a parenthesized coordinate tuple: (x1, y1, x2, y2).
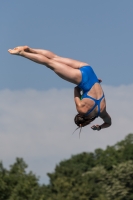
(8, 47, 82, 84)
(25, 48, 102, 83)
(23, 46, 88, 69)
(27, 47, 102, 83)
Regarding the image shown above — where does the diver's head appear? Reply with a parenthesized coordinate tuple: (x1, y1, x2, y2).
(74, 114, 96, 127)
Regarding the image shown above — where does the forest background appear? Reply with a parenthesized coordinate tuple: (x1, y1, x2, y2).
(0, 133, 133, 200)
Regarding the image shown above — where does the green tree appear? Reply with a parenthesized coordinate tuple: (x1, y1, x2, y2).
(0, 133, 133, 199)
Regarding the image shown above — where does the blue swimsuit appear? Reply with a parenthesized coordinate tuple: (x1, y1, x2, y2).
(78, 66, 104, 117)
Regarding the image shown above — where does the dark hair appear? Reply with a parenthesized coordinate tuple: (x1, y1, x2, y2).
(74, 114, 96, 127)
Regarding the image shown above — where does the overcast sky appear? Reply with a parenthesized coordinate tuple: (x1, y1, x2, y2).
(0, 0, 133, 184)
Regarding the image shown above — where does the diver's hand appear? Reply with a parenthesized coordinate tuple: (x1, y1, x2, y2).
(91, 125, 101, 131)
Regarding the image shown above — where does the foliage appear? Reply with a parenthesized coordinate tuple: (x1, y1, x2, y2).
(0, 133, 133, 199)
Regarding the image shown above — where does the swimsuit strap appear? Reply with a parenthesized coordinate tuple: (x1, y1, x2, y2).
(96, 93, 104, 116)
(85, 93, 104, 117)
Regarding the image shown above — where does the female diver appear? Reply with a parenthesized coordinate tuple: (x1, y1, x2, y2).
(8, 46, 111, 131)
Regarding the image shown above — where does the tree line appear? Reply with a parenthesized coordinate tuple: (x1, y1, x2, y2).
(0, 133, 133, 200)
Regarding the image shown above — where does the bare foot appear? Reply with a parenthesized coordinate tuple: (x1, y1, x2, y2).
(8, 46, 29, 55)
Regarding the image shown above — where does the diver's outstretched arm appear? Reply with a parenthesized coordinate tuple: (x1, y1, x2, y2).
(91, 111, 112, 131)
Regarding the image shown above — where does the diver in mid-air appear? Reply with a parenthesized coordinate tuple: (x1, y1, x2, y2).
(8, 46, 111, 131)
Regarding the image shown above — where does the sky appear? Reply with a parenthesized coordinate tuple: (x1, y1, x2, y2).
(0, 0, 133, 184)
